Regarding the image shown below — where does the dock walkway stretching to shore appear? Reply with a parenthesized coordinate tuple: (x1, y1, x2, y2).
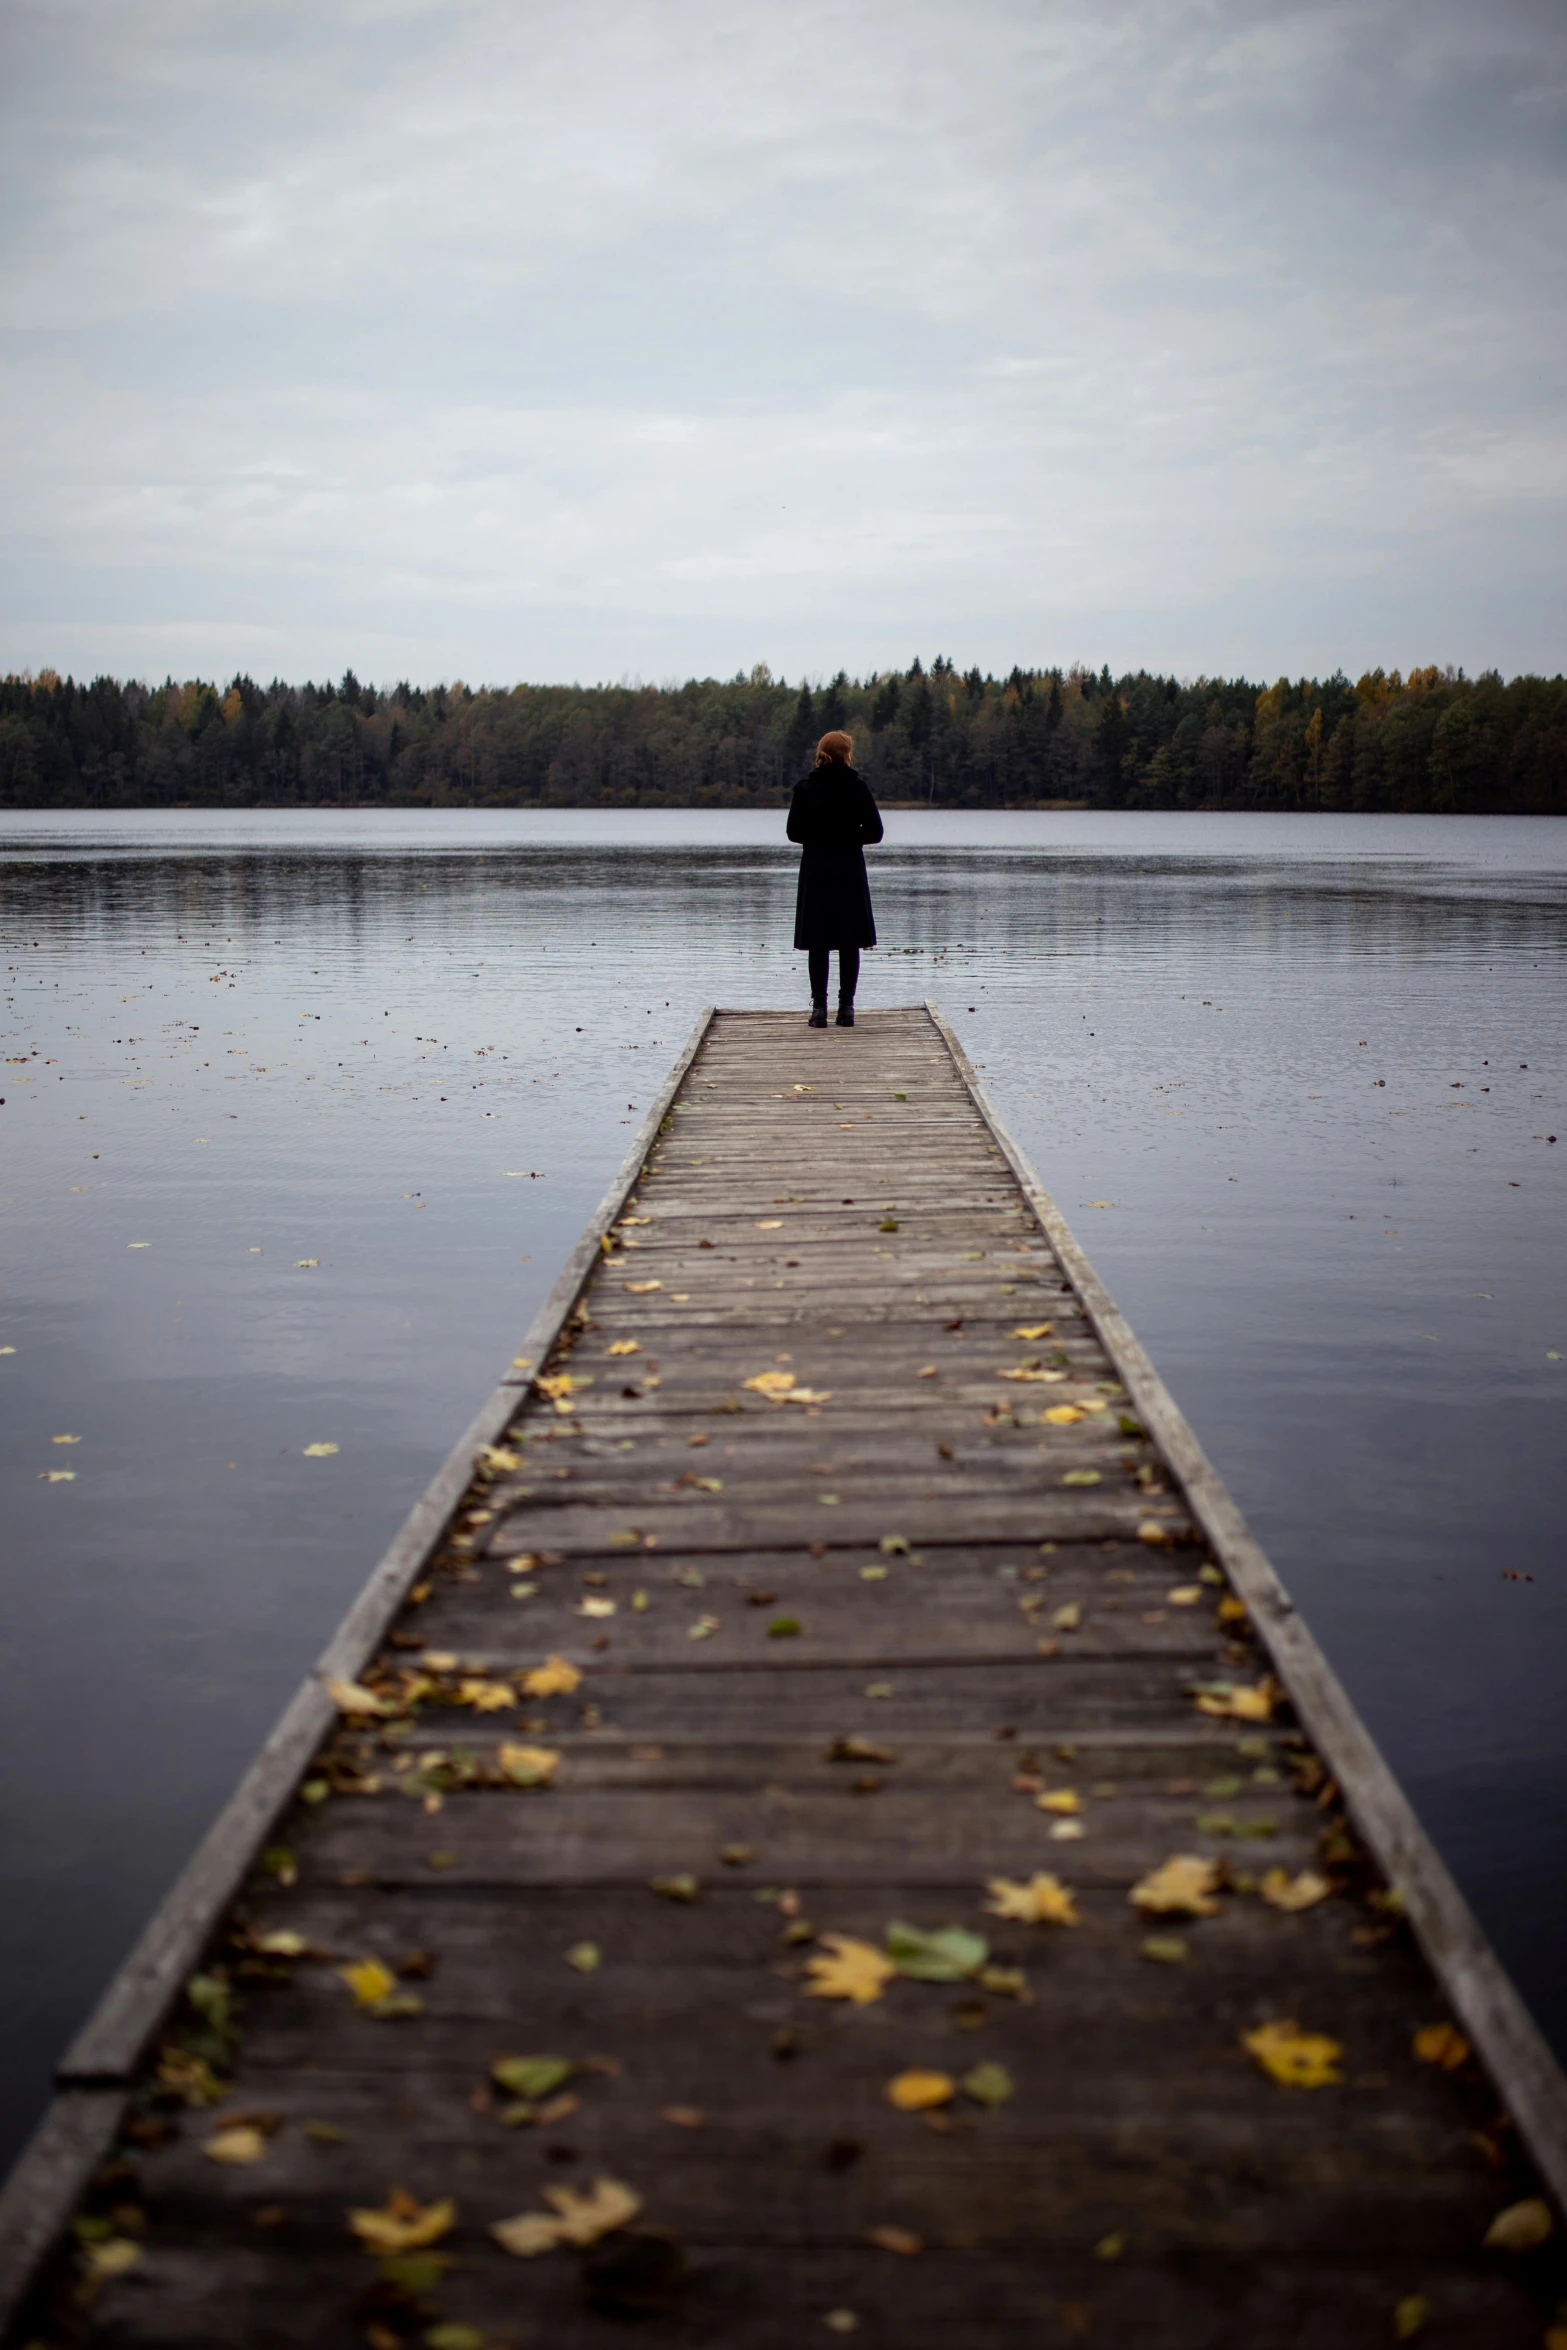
(4, 1006, 1566, 2346)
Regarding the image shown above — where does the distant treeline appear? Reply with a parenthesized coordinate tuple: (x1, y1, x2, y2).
(3, 659, 1565, 814)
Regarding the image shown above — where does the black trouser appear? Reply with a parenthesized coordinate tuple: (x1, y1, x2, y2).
(808, 945, 860, 1006)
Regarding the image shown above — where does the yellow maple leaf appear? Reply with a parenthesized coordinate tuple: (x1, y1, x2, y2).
(339, 1957, 396, 2009)
(885, 2069, 955, 2111)
(523, 1654, 582, 1697)
(1130, 1855, 1223, 1917)
(804, 1933, 897, 2005)
(999, 1367, 1056, 1383)
(1194, 1680, 1277, 1722)
(492, 2176, 642, 2258)
(323, 1676, 391, 1717)
(302, 1441, 340, 1457)
(1011, 1323, 1055, 1339)
(545, 2176, 644, 2244)
(498, 1743, 559, 1787)
(605, 1340, 640, 1357)
(457, 1677, 516, 1712)
(348, 2189, 457, 2253)
(625, 1280, 663, 1293)
(1242, 2019, 1343, 2088)
(785, 1385, 834, 1404)
(1413, 2022, 1470, 2070)
(1035, 1788, 1081, 1815)
(1042, 1404, 1085, 1425)
(1259, 1868, 1332, 1913)
(744, 1370, 797, 1397)
(984, 1874, 1080, 1926)
(534, 1373, 580, 1399)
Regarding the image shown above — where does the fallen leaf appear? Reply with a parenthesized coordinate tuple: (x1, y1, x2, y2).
(1194, 1680, 1277, 1722)
(606, 1340, 640, 1357)
(157, 2047, 229, 2105)
(492, 2176, 643, 2258)
(885, 2070, 955, 2112)
(202, 2124, 269, 2165)
(824, 2311, 860, 2335)
(879, 1533, 910, 1555)
(984, 1874, 1080, 1927)
(324, 1676, 391, 1717)
(1242, 2019, 1343, 2088)
(1042, 1405, 1085, 1425)
(805, 1935, 897, 2005)
(492, 2055, 572, 2100)
(476, 1444, 521, 1473)
(961, 2060, 1014, 2106)
(51, 1432, 81, 1444)
(867, 2224, 923, 2255)
(301, 1440, 340, 1456)
(255, 1929, 308, 1956)
(1259, 1868, 1332, 1913)
(565, 1942, 601, 1973)
(1051, 1603, 1082, 1633)
(1483, 2197, 1553, 2251)
(523, 1655, 582, 1697)
(457, 1677, 517, 1711)
(295, 1257, 319, 1267)
(577, 1595, 617, 1617)
(744, 1370, 797, 1397)
(1094, 2232, 1125, 2261)
(625, 1280, 663, 1293)
(1166, 1585, 1202, 1606)
(885, 1921, 988, 1982)
(828, 1735, 897, 1764)
(81, 2239, 142, 2281)
(339, 1957, 397, 2009)
(1130, 1855, 1224, 1917)
(1012, 1324, 1055, 1340)
(768, 1616, 802, 1638)
(348, 2189, 457, 2253)
(756, 1219, 784, 1229)
(39, 1469, 75, 1481)
(1035, 1788, 1081, 1815)
(663, 2105, 705, 2128)
(1394, 2296, 1431, 2341)
(651, 1873, 701, 1901)
(1140, 1935, 1188, 1964)
(498, 1743, 560, 1787)
(1061, 1470, 1101, 1487)
(1412, 2021, 1469, 2069)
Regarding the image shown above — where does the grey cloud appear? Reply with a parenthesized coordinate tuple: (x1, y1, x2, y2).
(1, 0, 1564, 683)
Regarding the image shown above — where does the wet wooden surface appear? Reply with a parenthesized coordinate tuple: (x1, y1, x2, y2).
(13, 1007, 1563, 2347)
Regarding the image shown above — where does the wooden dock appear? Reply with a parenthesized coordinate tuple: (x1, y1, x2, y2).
(4, 1004, 1565, 2346)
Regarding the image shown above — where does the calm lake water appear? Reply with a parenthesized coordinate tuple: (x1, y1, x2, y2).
(2, 807, 1564, 2165)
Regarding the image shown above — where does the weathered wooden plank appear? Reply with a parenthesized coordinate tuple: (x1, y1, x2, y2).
(927, 1003, 1567, 2215)
(7, 1003, 1562, 2350)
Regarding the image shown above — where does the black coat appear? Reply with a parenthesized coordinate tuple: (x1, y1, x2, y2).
(787, 765, 884, 949)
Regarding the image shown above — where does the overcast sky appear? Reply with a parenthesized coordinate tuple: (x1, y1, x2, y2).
(2, 0, 1565, 687)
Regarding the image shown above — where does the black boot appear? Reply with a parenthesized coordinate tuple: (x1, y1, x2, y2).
(835, 1000, 855, 1026)
(808, 1001, 828, 1028)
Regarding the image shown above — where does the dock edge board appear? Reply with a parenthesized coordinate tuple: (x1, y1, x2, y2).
(0, 1008, 718, 2328)
(926, 996, 1567, 2218)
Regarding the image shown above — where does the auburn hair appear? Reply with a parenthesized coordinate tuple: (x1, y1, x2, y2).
(815, 730, 854, 766)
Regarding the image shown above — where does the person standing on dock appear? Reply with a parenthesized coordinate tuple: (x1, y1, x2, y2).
(787, 728, 884, 1027)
